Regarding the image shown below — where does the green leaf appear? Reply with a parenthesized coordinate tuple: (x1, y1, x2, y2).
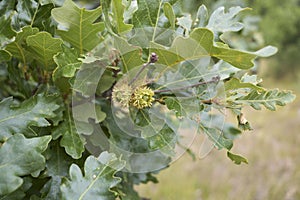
(41, 141, 73, 200)
(199, 125, 233, 150)
(147, 124, 176, 152)
(227, 151, 248, 165)
(5, 26, 39, 64)
(0, 177, 32, 200)
(0, 50, 11, 62)
(53, 45, 82, 81)
(207, 6, 250, 34)
(26, 32, 63, 71)
(113, 35, 143, 72)
(73, 102, 106, 124)
(0, 94, 60, 141)
(14, 0, 39, 28)
(96, 70, 116, 94)
(163, 2, 175, 29)
(132, 0, 161, 27)
(52, 45, 82, 93)
(176, 14, 192, 34)
(60, 152, 125, 200)
(51, 0, 104, 54)
(234, 89, 296, 111)
(0, 16, 16, 44)
(151, 28, 273, 69)
(111, 0, 133, 33)
(32, 4, 55, 34)
(0, 0, 15, 18)
(39, 0, 64, 6)
(195, 4, 208, 27)
(72, 101, 106, 135)
(164, 97, 185, 117)
(0, 134, 51, 195)
(72, 59, 107, 97)
(52, 107, 85, 159)
(225, 77, 265, 92)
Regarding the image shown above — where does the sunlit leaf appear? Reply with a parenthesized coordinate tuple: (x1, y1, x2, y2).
(26, 32, 63, 71)
(227, 151, 248, 165)
(151, 28, 275, 70)
(111, 0, 133, 33)
(51, 0, 104, 54)
(163, 2, 175, 29)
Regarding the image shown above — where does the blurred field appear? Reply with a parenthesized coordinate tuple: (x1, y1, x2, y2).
(136, 66, 300, 200)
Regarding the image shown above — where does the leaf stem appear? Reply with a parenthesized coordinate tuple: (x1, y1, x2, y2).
(154, 76, 220, 93)
(129, 53, 158, 86)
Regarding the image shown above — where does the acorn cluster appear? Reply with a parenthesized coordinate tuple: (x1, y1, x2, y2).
(112, 85, 155, 109)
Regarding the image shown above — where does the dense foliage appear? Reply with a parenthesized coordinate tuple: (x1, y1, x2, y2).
(0, 0, 296, 199)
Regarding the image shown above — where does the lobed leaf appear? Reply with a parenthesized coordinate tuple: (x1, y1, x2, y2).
(51, 0, 104, 54)
(52, 45, 82, 92)
(227, 151, 248, 165)
(5, 26, 39, 64)
(234, 89, 296, 111)
(14, 0, 39, 28)
(72, 59, 107, 97)
(111, 0, 133, 33)
(26, 32, 63, 71)
(41, 141, 74, 200)
(0, 134, 51, 195)
(207, 6, 250, 34)
(163, 2, 175, 29)
(0, 16, 16, 44)
(132, 0, 160, 27)
(199, 125, 233, 150)
(225, 77, 265, 92)
(60, 152, 125, 200)
(164, 97, 185, 117)
(0, 94, 60, 141)
(151, 28, 274, 70)
(52, 108, 85, 159)
(113, 35, 143, 72)
(195, 4, 208, 27)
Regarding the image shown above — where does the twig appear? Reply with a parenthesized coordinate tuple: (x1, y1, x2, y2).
(154, 76, 220, 93)
(129, 53, 158, 85)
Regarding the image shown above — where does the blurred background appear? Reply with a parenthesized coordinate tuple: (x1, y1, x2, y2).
(79, 0, 300, 199)
(135, 0, 300, 199)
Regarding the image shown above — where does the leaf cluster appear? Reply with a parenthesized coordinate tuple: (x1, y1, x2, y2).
(0, 0, 295, 199)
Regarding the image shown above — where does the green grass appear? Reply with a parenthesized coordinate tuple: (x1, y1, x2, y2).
(136, 73, 300, 200)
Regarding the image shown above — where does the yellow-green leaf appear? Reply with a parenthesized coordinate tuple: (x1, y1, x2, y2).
(51, 0, 104, 54)
(26, 32, 63, 71)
